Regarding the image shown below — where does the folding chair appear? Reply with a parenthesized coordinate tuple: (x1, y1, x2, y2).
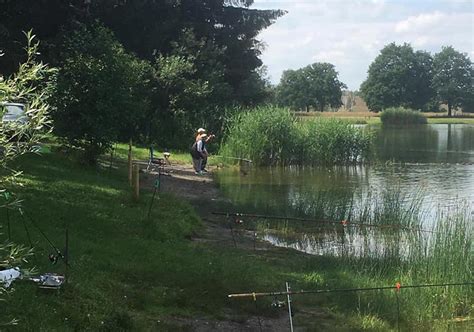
(146, 146, 165, 172)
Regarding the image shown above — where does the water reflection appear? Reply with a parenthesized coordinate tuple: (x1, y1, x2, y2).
(376, 124, 474, 163)
(217, 124, 474, 221)
(262, 229, 416, 259)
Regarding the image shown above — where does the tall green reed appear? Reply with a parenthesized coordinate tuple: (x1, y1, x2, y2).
(380, 107, 428, 125)
(256, 186, 472, 325)
(220, 106, 373, 166)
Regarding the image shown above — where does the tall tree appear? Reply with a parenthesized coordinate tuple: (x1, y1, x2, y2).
(50, 25, 150, 163)
(360, 43, 434, 112)
(432, 46, 473, 117)
(0, 0, 284, 104)
(277, 63, 347, 112)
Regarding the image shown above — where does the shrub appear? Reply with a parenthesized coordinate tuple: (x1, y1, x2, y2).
(51, 24, 151, 164)
(380, 107, 427, 125)
(0, 31, 52, 326)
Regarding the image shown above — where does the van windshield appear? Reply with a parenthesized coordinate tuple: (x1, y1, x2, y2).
(2, 105, 26, 122)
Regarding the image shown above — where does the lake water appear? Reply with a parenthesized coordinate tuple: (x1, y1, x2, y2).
(216, 124, 474, 255)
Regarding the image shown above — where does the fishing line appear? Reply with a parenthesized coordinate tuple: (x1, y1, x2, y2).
(18, 208, 33, 248)
(2, 191, 12, 240)
(147, 169, 161, 219)
(253, 293, 263, 332)
(213, 212, 436, 234)
(227, 214, 237, 247)
(6, 207, 11, 241)
(19, 208, 68, 265)
(395, 283, 401, 332)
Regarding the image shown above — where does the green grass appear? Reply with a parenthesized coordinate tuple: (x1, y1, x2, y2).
(251, 186, 473, 328)
(298, 114, 474, 125)
(1, 148, 471, 330)
(0, 148, 344, 330)
(427, 117, 474, 124)
(113, 143, 192, 164)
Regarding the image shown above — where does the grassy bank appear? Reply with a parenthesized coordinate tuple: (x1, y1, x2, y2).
(1, 148, 471, 330)
(113, 143, 192, 165)
(0, 148, 346, 330)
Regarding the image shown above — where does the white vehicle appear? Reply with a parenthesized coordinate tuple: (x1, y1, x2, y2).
(1, 102, 27, 124)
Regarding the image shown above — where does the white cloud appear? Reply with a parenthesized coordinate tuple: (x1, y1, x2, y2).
(252, 0, 473, 90)
(395, 11, 445, 33)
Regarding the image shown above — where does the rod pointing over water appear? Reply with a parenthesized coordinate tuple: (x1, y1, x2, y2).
(213, 212, 435, 233)
(227, 282, 474, 299)
(214, 156, 253, 163)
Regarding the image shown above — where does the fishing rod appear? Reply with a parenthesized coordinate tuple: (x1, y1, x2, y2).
(212, 212, 435, 234)
(19, 208, 69, 266)
(214, 156, 253, 163)
(228, 281, 474, 299)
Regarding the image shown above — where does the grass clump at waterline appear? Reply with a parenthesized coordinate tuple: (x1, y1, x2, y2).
(220, 106, 373, 166)
(252, 187, 473, 329)
(380, 107, 428, 125)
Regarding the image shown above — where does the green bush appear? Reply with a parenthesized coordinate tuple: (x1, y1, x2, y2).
(51, 24, 151, 164)
(380, 107, 427, 125)
(220, 106, 373, 166)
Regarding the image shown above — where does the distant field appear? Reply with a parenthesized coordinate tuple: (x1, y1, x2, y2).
(296, 111, 474, 125)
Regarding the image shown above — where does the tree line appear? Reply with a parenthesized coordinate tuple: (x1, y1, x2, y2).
(0, 0, 284, 162)
(361, 43, 473, 116)
(275, 43, 473, 117)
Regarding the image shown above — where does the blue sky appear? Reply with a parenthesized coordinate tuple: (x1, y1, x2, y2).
(252, 0, 473, 90)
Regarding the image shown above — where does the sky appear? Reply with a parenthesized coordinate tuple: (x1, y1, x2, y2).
(251, 0, 474, 90)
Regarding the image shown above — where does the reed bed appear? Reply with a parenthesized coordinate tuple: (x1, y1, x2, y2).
(380, 107, 428, 125)
(254, 187, 473, 326)
(220, 106, 373, 166)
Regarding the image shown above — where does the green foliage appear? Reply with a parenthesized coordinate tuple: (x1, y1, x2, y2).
(1, 150, 283, 329)
(380, 107, 427, 125)
(432, 46, 473, 116)
(0, 31, 53, 325)
(360, 43, 434, 112)
(0, 0, 284, 116)
(297, 118, 373, 164)
(276, 62, 347, 111)
(50, 24, 151, 163)
(220, 106, 373, 166)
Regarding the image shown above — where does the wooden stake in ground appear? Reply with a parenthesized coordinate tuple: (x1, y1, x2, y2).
(128, 138, 133, 186)
(132, 164, 140, 201)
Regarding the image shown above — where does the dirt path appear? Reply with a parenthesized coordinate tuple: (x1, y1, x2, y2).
(141, 163, 221, 201)
(140, 163, 318, 331)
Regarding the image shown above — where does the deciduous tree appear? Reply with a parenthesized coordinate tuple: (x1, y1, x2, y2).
(360, 43, 434, 112)
(50, 25, 150, 163)
(277, 63, 346, 112)
(432, 46, 473, 117)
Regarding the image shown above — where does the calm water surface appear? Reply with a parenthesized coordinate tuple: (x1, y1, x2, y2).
(216, 124, 474, 255)
(217, 124, 474, 225)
